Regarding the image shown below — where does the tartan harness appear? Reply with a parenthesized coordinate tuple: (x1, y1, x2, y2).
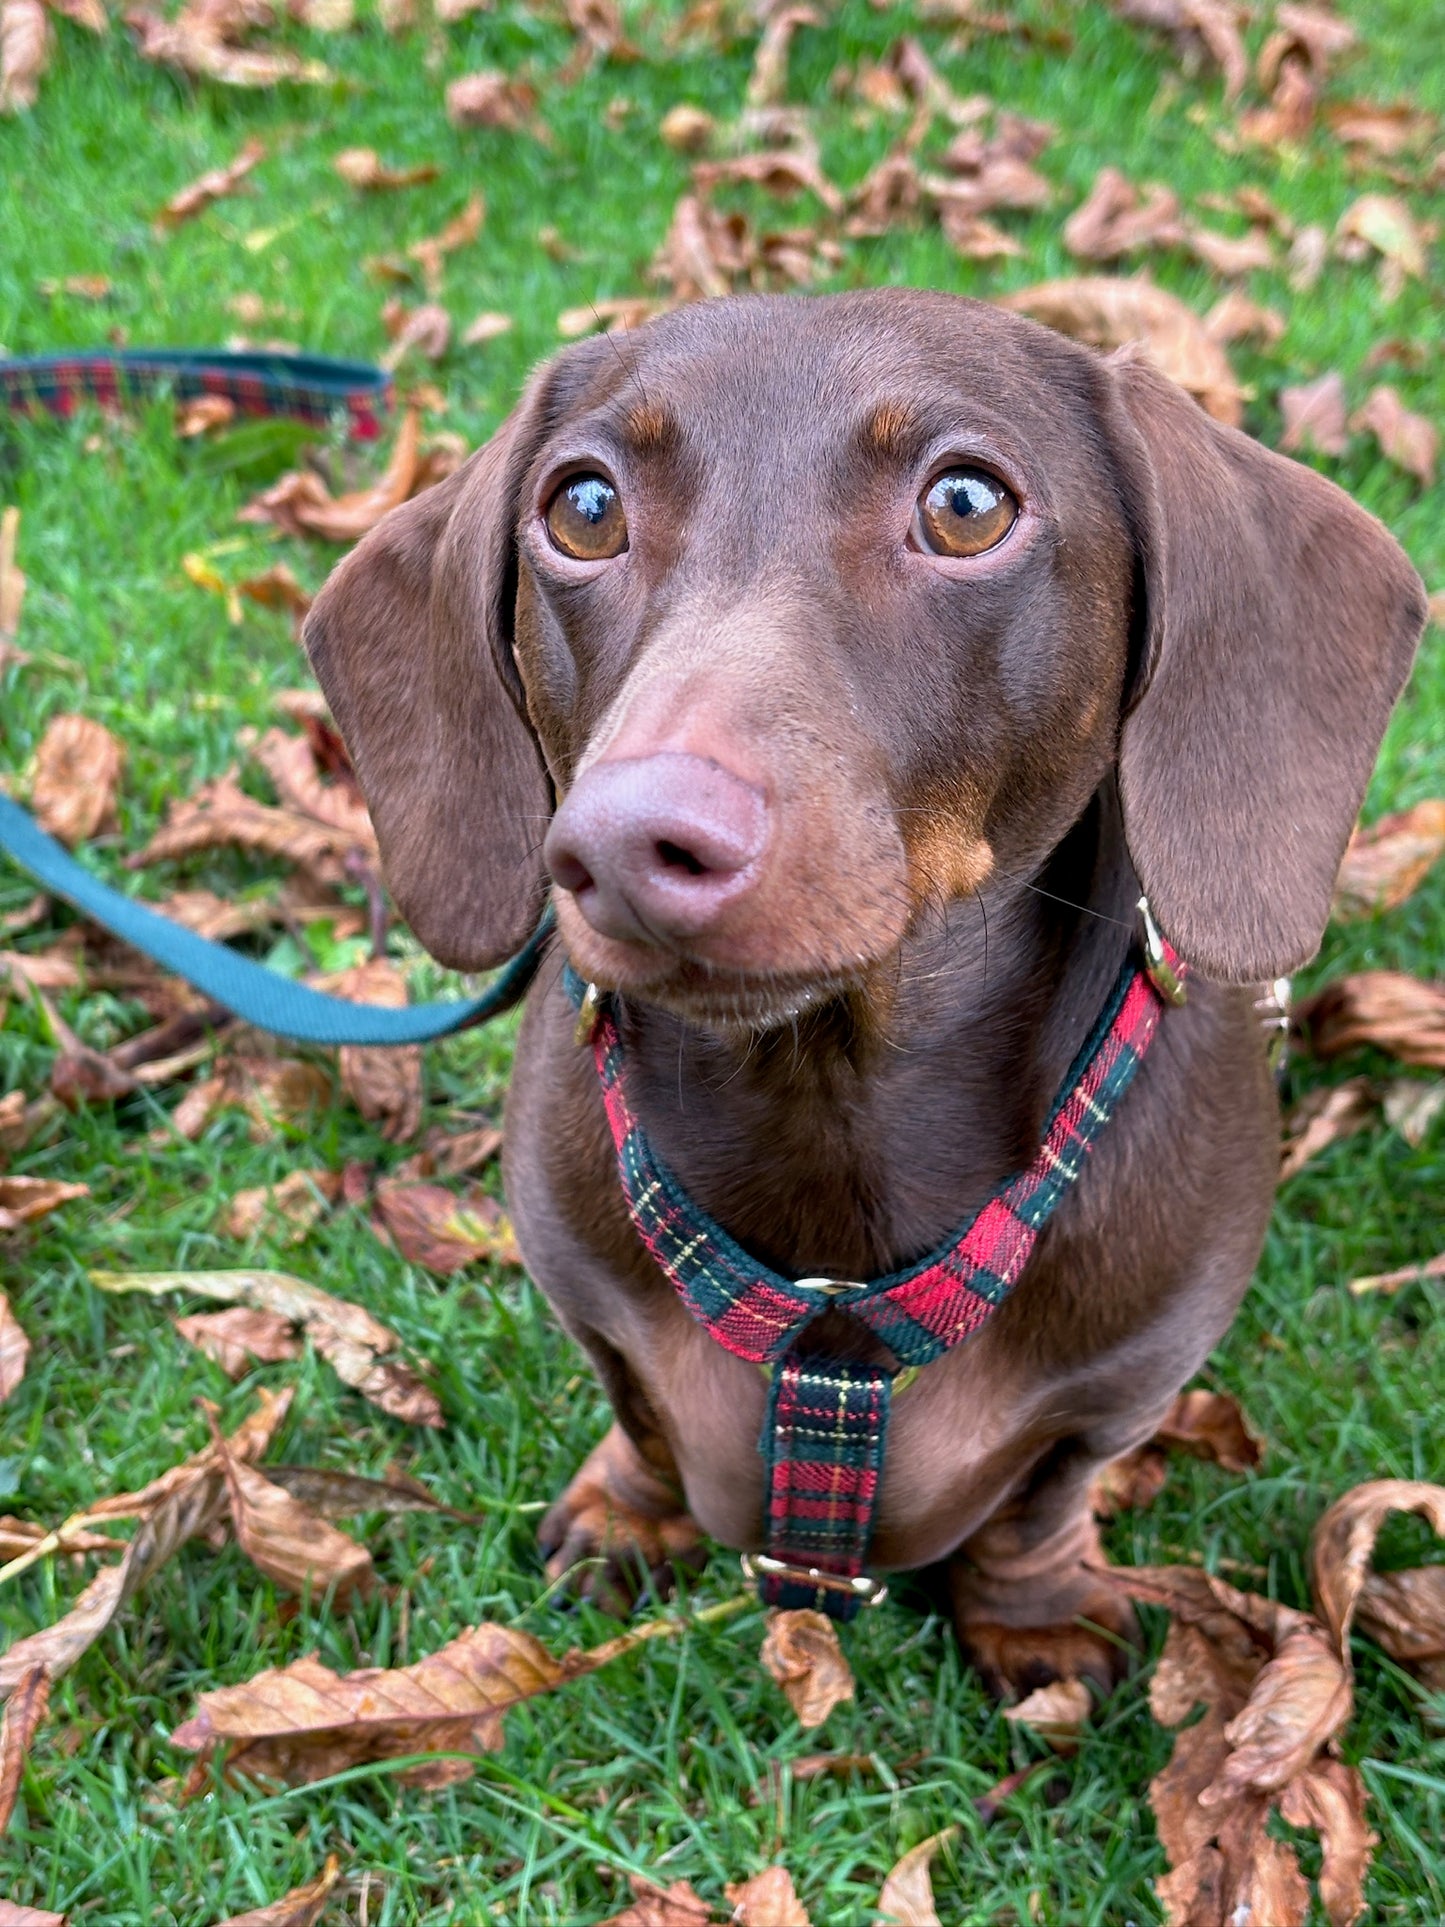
(567, 915, 1185, 1622)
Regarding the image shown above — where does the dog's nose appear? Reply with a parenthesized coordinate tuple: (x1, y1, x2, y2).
(545, 753, 769, 946)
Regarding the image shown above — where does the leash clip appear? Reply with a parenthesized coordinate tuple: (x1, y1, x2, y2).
(573, 980, 603, 1047)
(741, 1553, 889, 1609)
(791, 1275, 866, 1299)
(1137, 895, 1188, 1006)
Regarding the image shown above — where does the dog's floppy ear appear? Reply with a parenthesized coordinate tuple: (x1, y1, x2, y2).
(1107, 358, 1427, 983)
(303, 386, 554, 971)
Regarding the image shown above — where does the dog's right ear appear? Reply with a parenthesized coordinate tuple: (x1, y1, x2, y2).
(303, 386, 554, 971)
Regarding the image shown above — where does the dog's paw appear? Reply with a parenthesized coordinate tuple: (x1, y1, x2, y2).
(949, 1564, 1139, 1698)
(538, 1425, 707, 1615)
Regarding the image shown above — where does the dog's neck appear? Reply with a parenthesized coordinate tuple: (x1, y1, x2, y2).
(610, 784, 1140, 1282)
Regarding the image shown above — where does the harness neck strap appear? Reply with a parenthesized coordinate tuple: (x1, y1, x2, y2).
(568, 917, 1185, 1620)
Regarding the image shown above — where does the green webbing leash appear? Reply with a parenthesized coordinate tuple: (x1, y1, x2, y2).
(0, 793, 551, 1046)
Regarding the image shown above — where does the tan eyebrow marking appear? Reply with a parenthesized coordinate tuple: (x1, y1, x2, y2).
(622, 401, 680, 451)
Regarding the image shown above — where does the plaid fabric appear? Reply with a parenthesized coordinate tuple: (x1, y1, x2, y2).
(1, 353, 391, 441)
(575, 939, 1183, 1615)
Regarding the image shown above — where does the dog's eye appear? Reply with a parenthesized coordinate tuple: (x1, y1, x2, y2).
(913, 469, 1017, 558)
(545, 474, 628, 561)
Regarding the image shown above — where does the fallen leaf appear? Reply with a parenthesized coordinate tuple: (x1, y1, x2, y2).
(216, 1855, 342, 1927)
(177, 395, 238, 437)
(1297, 971, 1445, 1069)
(1001, 1676, 1090, 1752)
(1311, 1480, 1445, 1685)
(461, 309, 513, 346)
(92, 1268, 443, 1427)
(1325, 99, 1438, 160)
(0, 1908, 66, 1926)
(0, 1389, 290, 1696)
(1187, 226, 1273, 277)
(380, 299, 451, 371)
(0, 1664, 48, 1831)
(745, 3, 816, 109)
(1278, 371, 1348, 456)
(157, 137, 265, 227)
(725, 1868, 810, 1926)
(1280, 1078, 1377, 1181)
(238, 563, 312, 620)
(1336, 193, 1427, 300)
(318, 958, 421, 1142)
(693, 150, 843, 216)
(221, 1169, 341, 1244)
(129, 769, 352, 885)
(166, 1054, 333, 1143)
(249, 725, 377, 855)
(999, 277, 1243, 426)
(1063, 167, 1186, 263)
(0, 1175, 89, 1232)
(660, 102, 715, 152)
(31, 714, 124, 846)
(1155, 1389, 1264, 1473)
(1115, 1565, 1361, 1927)
(1287, 222, 1329, 291)
(1238, 58, 1316, 150)
(1350, 385, 1438, 487)
(445, 69, 543, 136)
(396, 1120, 501, 1180)
(406, 193, 483, 295)
(1333, 799, 1445, 918)
(557, 296, 671, 337)
(174, 1306, 304, 1377)
(1112, 0, 1246, 98)
(0, 0, 51, 115)
(1203, 288, 1285, 347)
(212, 1420, 374, 1603)
(124, 6, 331, 87)
(601, 1876, 712, 1926)
(260, 1464, 480, 1524)
(0, 1289, 29, 1401)
(334, 147, 438, 190)
(372, 1180, 521, 1271)
(760, 1610, 855, 1728)
(874, 1828, 957, 1927)
(1348, 1250, 1445, 1297)
(1381, 1076, 1445, 1146)
(0, 1515, 128, 1560)
(238, 408, 423, 544)
(1264, 3, 1355, 83)
(0, 505, 25, 660)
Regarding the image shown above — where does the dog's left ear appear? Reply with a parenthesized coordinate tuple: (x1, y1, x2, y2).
(1107, 358, 1427, 983)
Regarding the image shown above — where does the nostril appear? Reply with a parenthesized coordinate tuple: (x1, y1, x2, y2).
(655, 839, 708, 878)
(548, 847, 595, 895)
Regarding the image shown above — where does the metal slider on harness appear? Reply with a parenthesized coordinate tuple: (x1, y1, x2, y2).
(573, 980, 603, 1046)
(740, 1553, 889, 1607)
(1138, 894, 1188, 1007)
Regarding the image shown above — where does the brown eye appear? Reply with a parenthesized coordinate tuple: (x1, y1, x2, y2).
(914, 469, 1017, 558)
(544, 474, 628, 561)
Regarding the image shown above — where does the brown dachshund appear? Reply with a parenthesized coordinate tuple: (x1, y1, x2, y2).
(304, 291, 1426, 1691)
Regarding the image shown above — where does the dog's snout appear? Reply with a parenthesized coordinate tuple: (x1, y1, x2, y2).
(545, 752, 770, 948)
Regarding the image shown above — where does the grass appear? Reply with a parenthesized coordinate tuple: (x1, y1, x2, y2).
(2, 0, 1444, 1919)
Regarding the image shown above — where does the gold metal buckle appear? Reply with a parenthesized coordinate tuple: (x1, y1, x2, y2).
(1137, 895, 1187, 1006)
(756, 1361, 920, 1396)
(741, 1553, 889, 1608)
(573, 980, 603, 1046)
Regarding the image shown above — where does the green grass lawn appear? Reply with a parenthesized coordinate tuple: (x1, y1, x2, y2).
(2, 0, 1444, 1919)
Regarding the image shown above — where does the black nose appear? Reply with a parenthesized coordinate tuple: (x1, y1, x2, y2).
(544, 753, 770, 947)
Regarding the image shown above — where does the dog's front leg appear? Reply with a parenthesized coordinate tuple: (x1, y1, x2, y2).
(947, 1439, 1139, 1697)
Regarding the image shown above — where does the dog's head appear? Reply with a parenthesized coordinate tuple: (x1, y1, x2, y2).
(304, 291, 1426, 1025)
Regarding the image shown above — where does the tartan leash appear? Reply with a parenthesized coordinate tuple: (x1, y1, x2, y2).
(0, 350, 392, 441)
(567, 911, 1187, 1622)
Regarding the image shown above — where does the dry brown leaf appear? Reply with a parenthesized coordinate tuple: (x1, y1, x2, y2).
(92, 1268, 444, 1427)
(249, 725, 377, 854)
(1203, 288, 1285, 347)
(1116, 1565, 1361, 1927)
(372, 1180, 521, 1271)
(1350, 385, 1438, 487)
(1002, 1677, 1090, 1752)
(177, 395, 238, 439)
(1336, 193, 1427, 300)
(0, 1664, 49, 1832)
(398, 1120, 501, 1180)
(1430, 590, 1445, 630)
(1325, 99, 1438, 160)
(759, 1609, 855, 1728)
(260, 1464, 479, 1524)
(1278, 370, 1348, 456)
(239, 564, 312, 621)
(1112, 0, 1246, 99)
(0, 1908, 66, 1927)
(873, 1828, 957, 1927)
(1156, 1389, 1264, 1473)
(1381, 1076, 1445, 1146)
(31, 714, 123, 847)
(174, 1306, 304, 1377)
(238, 408, 423, 544)
(999, 277, 1243, 426)
(0, 505, 25, 655)
(745, 3, 816, 109)
(334, 147, 438, 190)
(445, 69, 543, 135)
(1352, 1565, 1445, 1689)
(600, 1876, 712, 1927)
(1311, 1480, 1445, 1675)
(1334, 799, 1445, 919)
(220, 1169, 342, 1244)
(1238, 58, 1316, 150)
(214, 1425, 374, 1603)
(0, 0, 51, 114)
(216, 1855, 342, 1927)
(1063, 167, 1185, 263)
(725, 1868, 810, 1926)
(461, 309, 513, 346)
(128, 771, 348, 886)
(0, 1288, 29, 1402)
(124, 6, 330, 86)
(1265, 3, 1355, 83)
(1279, 1078, 1377, 1181)
(1297, 971, 1445, 1069)
(693, 150, 843, 216)
(557, 297, 672, 337)
(0, 1515, 127, 1561)
(0, 1175, 89, 1232)
(1187, 226, 1273, 277)
(406, 193, 483, 294)
(157, 138, 265, 227)
(0, 1388, 290, 1696)
(660, 102, 715, 152)
(1348, 1250, 1445, 1298)
(380, 300, 451, 371)
(166, 1055, 333, 1143)
(316, 958, 422, 1142)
